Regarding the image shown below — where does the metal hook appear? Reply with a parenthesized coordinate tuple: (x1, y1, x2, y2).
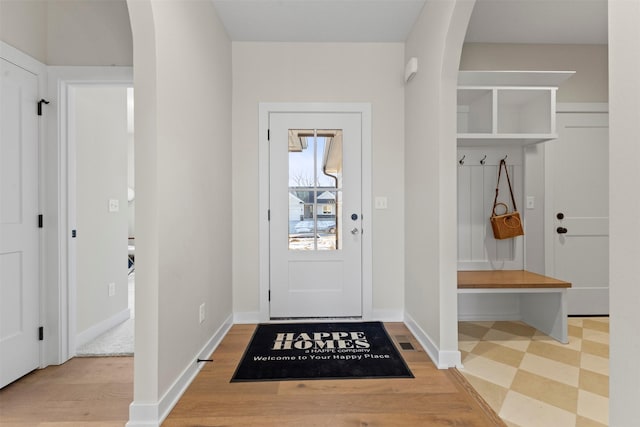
(480, 155, 487, 165)
(502, 154, 508, 161)
(458, 155, 466, 165)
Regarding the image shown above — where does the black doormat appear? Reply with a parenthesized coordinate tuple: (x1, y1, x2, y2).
(231, 321, 414, 382)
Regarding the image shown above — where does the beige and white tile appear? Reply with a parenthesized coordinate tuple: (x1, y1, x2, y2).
(519, 353, 579, 387)
(579, 369, 609, 398)
(580, 352, 609, 376)
(582, 329, 609, 345)
(483, 328, 532, 352)
(459, 318, 609, 427)
(460, 353, 518, 389)
(577, 389, 609, 425)
(500, 391, 576, 427)
(470, 341, 526, 368)
(527, 340, 581, 366)
(510, 370, 579, 413)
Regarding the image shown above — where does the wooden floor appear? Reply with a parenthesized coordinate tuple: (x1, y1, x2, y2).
(0, 356, 133, 426)
(164, 323, 503, 426)
(0, 323, 503, 426)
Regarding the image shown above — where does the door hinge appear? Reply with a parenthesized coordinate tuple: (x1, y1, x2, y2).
(268, 290, 271, 301)
(72, 229, 77, 238)
(37, 99, 49, 116)
(38, 326, 44, 341)
(268, 209, 270, 221)
(38, 214, 43, 228)
(267, 129, 270, 141)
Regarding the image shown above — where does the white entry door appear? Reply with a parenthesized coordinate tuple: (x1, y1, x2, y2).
(269, 112, 362, 318)
(0, 58, 40, 388)
(546, 112, 609, 315)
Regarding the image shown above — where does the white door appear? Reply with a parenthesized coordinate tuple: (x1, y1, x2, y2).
(546, 112, 609, 315)
(269, 112, 362, 318)
(0, 58, 40, 388)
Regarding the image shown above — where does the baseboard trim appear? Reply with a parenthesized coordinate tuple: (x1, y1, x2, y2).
(126, 313, 233, 427)
(404, 312, 461, 369)
(76, 308, 131, 348)
(370, 309, 404, 322)
(458, 313, 521, 322)
(233, 311, 260, 324)
(233, 310, 403, 324)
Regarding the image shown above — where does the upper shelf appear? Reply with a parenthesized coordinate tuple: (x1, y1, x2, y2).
(457, 70, 575, 147)
(458, 70, 575, 88)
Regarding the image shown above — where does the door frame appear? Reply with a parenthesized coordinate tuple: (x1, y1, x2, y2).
(258, 103, 373, 322)
(47, 67, 133, 363)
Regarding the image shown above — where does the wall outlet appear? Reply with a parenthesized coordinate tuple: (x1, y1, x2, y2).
(108, 282, 116, 297)
(375, 196, 388, 210)
(199, 303, 205, 324)
(108, 199, 119, 212)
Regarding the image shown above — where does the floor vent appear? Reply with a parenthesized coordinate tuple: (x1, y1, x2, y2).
(395, 335, 416, 351)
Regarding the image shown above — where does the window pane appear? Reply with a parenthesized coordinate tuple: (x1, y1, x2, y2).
(287, 129, 342, 251)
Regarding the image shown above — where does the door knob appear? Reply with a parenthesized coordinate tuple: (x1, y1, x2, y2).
(557, 227, 568, 234)
(351, 228, 359, 235)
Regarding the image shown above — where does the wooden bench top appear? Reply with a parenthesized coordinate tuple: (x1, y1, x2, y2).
(458, 270, 571, 289)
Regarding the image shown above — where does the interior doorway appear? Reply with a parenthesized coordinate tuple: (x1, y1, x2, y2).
(67, 84, 135, 356)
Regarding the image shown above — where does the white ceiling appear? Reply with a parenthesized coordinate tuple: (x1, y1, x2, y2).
(465, 0, 607, 45)
(211, 0, 426, 42)
(212, 0, 607, 45)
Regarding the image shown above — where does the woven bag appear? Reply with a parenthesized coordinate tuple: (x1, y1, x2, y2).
(490, 159, 524, 240)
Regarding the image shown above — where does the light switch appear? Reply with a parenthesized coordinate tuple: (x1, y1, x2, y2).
(108, 199, 119, 212)
(375, 197, 388, 210)
(526, 196, 535, 209)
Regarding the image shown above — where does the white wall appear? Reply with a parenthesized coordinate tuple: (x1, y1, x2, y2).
(232, 42, 405, 319)
(127, 0, 232, 424)
(460, 43, 608, 103)
(47, 0, 132, 66)
(0, 0, 47, 63)
(74, 86, 130, 335)
(608, 1, 640, 424)
(404, 0, 474, 367)
(0, 0, 132, 66)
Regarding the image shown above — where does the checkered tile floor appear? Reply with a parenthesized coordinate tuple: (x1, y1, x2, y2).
(458, 317, 609, 427)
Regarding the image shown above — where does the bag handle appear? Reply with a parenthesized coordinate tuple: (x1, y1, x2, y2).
(492, 159, 518, 213)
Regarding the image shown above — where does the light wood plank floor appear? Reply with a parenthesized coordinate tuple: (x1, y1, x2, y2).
(0, 356, 133, 426)
(165, 323, 504, 426)
(0, 323, 503, 426)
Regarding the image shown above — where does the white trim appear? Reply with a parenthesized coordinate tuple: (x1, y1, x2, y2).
(75, 308, 131, 348)
(1, 42, 48, 369)
(458, 313, 521, 322)
(46, 66, 133, 365)
(258, 103, 373, 322)
(556, 102, 609, 113)
(403, 312, 462, 369)
(0, 42, 46, 74)
(233, 311, 261, 324)
(126, 314, 233, 427)
(370, 309, 404, 322)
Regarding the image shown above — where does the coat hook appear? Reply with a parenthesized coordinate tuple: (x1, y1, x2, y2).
(480, 155, 487, 165)
(458, 155, 466, 165)
(502, 154, 508, 161)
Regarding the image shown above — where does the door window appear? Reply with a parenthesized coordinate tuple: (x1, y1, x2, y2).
(288, 129, 342, 251)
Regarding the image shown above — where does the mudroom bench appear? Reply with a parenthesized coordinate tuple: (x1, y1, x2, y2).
(457, 270, 572, 343)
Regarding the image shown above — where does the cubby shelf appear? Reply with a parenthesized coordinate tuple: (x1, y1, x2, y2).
(457, 71, 575, 147)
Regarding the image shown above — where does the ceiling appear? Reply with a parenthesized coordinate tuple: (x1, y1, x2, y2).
(211, 0, 607, 45)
